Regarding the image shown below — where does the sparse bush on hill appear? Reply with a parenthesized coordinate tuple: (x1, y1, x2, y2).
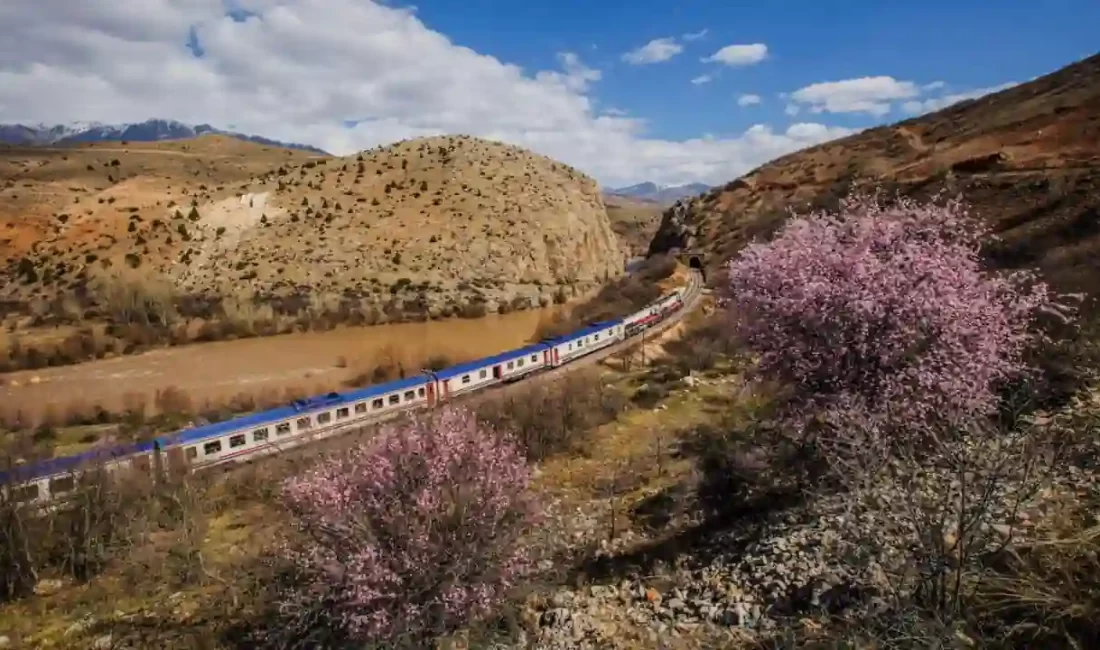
(533, 253, 678, 340)
(275, 407, 540, 648)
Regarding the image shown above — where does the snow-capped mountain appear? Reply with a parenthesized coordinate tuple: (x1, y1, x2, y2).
(0, 119, 329, 155)
(606, 181, 711, 205)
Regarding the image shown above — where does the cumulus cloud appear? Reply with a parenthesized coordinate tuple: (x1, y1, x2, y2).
(703, 43, 768, 66)
(789, 76, 921, 117)
(691, 74, 714, 85)
(0, 0, 852, 186)
(901, 82, 1018, 115)
(737, 93, 762, 107)
(787, 75, 1018, 118)
(622, 37, 683, 65)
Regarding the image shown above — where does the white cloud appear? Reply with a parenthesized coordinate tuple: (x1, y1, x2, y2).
(622, 37, 683, 65)
(789, 76, 921, 116)
(0, 1, 852, 187)
(538, 51, 601, 92)
(691, 74, 714, 85)
(703, 43, 768, 67)
(901, 82, 1018, 115)
(682, 29, 708, 41)
(737, 93, 761, 107)
(784, 104, 800, 116)
(787, 74, 1018, 119)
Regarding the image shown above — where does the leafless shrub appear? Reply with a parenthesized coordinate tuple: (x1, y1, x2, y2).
(476, 368, 626, 461)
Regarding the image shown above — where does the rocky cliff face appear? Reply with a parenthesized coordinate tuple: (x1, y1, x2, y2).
(648, 54, 1100, 302)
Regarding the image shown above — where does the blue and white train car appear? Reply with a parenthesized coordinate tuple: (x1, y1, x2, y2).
(431, 342, 551, 400)
(543, 318, 625, 367)
(157, 374, 436, 472)
(0, 440, 157, 506)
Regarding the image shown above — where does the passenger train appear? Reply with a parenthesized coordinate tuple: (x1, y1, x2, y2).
(0, 282, 690, 507)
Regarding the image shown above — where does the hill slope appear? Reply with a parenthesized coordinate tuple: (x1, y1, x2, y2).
(604, 194, 666, 257)
(0, 134, 624, 326)
(649, 54, 1100, 300)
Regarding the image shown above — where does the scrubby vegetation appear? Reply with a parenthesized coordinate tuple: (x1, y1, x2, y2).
(2, 189, 1099, 650)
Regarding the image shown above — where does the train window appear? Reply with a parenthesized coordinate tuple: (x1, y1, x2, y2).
(594, 334, 600, 341)
(336, 407, 350, 419)
(507, 361, 514, 369)
(418, 387, 425, 397)
(133, 455, 151, 472)
(317, 412, 332, 424)
(355, 402, 367, 414)
(230, 434, 246, 448)
(530, 354, 538, 362)
(372, 398, 384, 409)
(403, 390, 415, 401)
(461, 375, 471, 385)
(49, 476, 76, 494)
(517, 358, 524, 367)
(388, 394, 400, 405)
(186, 447, 198, 460)
(479, 369, 487, 379)
(279, 422, 294, 435)
(204, 440, 222, 455)
(13, 484, 39, 502)
(253, 428, 269, 442)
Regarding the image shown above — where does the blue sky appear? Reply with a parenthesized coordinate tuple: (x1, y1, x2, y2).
(411, 0, 1098, 142)
(3, 0, 1097, 186)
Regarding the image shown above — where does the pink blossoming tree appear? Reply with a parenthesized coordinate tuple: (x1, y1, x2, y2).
(278, 406, 540, 647)
(724, 191, 1071, 456)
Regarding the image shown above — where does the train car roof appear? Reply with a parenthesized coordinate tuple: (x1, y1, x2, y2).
(541, 318, 624, 346)
(432, 342, 550, 380)
(0, 439, 157, 485)
(163, 374, 433, 447)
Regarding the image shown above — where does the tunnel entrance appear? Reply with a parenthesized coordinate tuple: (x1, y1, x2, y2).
(687, 255, 706, 282)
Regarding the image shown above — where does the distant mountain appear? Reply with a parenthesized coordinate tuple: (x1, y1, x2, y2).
(0, 119, 329, 155)
(606, 181, 711, 205)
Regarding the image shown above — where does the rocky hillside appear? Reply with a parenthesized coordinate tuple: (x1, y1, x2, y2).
(604, 194, 666, 257)
(649, 53, 1100, 301)
(0, 134, 624, 325)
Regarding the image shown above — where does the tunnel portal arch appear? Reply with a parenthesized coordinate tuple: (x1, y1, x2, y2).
(683, 251, 707, 282)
